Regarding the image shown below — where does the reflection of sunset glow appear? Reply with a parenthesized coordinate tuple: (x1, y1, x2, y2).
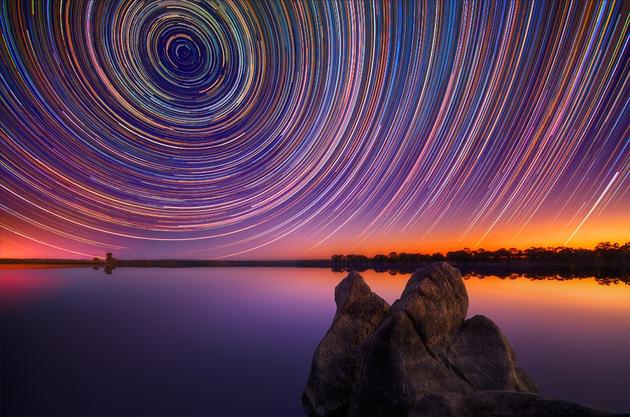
(464, 276, 630, 315)
(5, 266, 627, 316)
(0, 267, 630, 409)
(0, 266, 64, 308)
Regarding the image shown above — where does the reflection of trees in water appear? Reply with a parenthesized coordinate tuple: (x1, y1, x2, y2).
(329, 241, 630, 284)
(461, 272, 629, 286)
(331, 266, 629, 284)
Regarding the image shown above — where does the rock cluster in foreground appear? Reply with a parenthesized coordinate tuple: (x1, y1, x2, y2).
(303, 262, 620, 417)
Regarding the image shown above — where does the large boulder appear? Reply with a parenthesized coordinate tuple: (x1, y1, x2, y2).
(302, 271, 389, 417)
(349, 263, 539, 417)
(303, 263, 620, 417)
(408, 391, 620, 417)
(349, 310, 472, 417)
(349, 263, 470, 416)
(390, 262, 468, 349)
(447, 315, 539, 393)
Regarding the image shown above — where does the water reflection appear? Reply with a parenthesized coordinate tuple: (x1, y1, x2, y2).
(93, 263, 630, 285)
(1, 266, 628, 415)
(462, 272, 629, 286)
(335, 265, 630, 285)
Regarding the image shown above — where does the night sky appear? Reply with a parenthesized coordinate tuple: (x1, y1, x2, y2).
(0, 0, 628, 259)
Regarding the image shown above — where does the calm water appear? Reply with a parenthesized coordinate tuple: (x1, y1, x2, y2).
(1, 267, 629, 416)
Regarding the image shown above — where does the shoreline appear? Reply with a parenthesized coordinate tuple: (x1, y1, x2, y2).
(0, 258, 331, 268)
(1, 258, 628, 280)
(1, 257, 627, 267)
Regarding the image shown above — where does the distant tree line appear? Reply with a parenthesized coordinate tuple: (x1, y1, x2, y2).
(330, 242, 630, 273)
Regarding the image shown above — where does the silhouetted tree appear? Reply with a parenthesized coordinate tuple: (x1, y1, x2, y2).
(330, 242, 628, 273)
(431, 252, 445, 261)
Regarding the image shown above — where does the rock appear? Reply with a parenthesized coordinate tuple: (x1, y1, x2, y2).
(390, 262, 468, 349)
(447, 315, 539, 393)
(349, 310, 471, 417)
(349, 262, 475, 416)
(349, 313, 539, 417)
(302, 271, 389, 417)
(303, 263, 620, 417)
(407, 391, 620, 417)
(514, 366, 539, 394)
(457, 391, 619, 417)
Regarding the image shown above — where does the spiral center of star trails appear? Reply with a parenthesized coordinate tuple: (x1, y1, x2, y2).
(167, 36, 203, 72)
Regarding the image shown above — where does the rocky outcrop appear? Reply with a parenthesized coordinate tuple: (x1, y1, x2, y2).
(408, 391, 618, 417)
(349, 263, 536, 417)
(391, 262, 468, 349)
(446, 315, 538, 393)
(348, 308, 472, 417)
(302, 271, 389, 417)
(303, 262, 620, 417)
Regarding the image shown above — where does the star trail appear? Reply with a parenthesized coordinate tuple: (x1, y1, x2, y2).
(0, 0, 628, 259)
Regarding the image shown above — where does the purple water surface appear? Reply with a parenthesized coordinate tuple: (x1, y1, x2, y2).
(1, 267, 629, 415)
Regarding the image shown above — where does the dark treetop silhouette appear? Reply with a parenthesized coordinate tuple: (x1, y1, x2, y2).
(330, 242, 630, 276)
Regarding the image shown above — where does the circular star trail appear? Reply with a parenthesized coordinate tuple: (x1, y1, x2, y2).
(0, 0, 628, 258)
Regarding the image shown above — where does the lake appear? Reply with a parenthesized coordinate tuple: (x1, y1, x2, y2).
(1, 266, 629, 415)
